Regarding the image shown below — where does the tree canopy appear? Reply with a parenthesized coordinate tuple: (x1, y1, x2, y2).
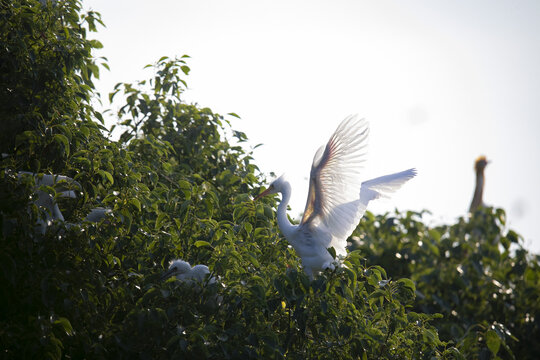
(1, 1, 539, 359)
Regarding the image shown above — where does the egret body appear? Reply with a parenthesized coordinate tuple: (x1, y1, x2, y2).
(161, 259, 215, 284)
(255, 115, 416, 278)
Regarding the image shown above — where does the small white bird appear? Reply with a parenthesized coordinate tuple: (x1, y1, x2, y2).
(254, 115, 416, 278)
(161, 259, 216, 284)
(18, 172, 80, 234)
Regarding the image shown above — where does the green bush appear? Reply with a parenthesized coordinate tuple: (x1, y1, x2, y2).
(351, 208, 540, 359)
(2, 1, 539, 359)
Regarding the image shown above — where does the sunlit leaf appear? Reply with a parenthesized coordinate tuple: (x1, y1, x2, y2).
(54, 317, 74, 336)
(194, 240, 213, 248)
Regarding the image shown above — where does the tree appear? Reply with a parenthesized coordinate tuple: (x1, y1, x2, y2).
(3, 1, 539, 359)
(351, 208, 540, 359)
(0, 0, 107, 171)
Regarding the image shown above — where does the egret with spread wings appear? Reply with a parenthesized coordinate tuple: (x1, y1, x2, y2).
(254, 115, 416, 278)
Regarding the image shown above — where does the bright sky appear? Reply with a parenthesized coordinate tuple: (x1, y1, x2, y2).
(84, 0, 540, 253)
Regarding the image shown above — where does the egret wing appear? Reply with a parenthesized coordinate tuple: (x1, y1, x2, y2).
(350, 169, 417, 235)
(300, 115, 369, 252)
(324, 168, 417, 255)
(359, 168, 417, 205)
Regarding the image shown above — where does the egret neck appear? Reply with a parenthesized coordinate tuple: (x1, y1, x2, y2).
(275, 180, 296, 240)
(469, 156, 488, 212)
(470, 169, 484, 212)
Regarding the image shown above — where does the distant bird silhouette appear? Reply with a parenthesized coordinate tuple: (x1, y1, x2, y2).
(469, 156, 489, 212)
(160, 259, 216, 284)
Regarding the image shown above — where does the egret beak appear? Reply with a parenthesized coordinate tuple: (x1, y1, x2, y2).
(160, 268, 177, 281)
(253, 188, 272, 201)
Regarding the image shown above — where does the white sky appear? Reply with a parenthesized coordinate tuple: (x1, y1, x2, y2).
(84, 0, 540, 253)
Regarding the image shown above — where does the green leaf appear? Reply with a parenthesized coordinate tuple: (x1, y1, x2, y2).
(180, 65, 190, 75)
(97, 169, 114, 184)
(155, 212, 169, 229)
(507, 230, 520, 243)
(396, 278, 416, 293)
(129, 198, 141, 212)
(54, 317, 74, 336)
(423, 329, 440, 345)
(233, 206, 247, 221)
(94, 111, 105, 124)
(368, 289, 386, 307)
(246, 252, 260, 267)
(486, 329, 500, 355)
(429, 229, 441, 242)
(194, 240, 213, 248)
(327, 246, 336, 259)
(178, 179, 192, 198)
(53, 134, 70, 156)
(120, 208, 133, 230)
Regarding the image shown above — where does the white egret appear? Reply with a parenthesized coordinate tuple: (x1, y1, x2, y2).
(161, 259, 216, 284)
(254, 115, 416, 278)
(18, 172, 80, 233)
(469, 155, 489, 212)
(6, 172, 111, 234)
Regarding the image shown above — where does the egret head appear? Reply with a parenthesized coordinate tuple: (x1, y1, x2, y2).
(161, 259, 192, 281)
(254, 174, 288, 200)
(190, 264, 214, 283)
(474, 156, 489, 172)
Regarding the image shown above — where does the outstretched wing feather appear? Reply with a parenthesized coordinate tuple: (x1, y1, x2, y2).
(300, 115, 369, 251)
(300, 115, 417, 256)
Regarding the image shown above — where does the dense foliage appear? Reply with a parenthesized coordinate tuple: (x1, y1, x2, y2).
(1, 1, 539, 359)
(351, 208, 540, 359)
